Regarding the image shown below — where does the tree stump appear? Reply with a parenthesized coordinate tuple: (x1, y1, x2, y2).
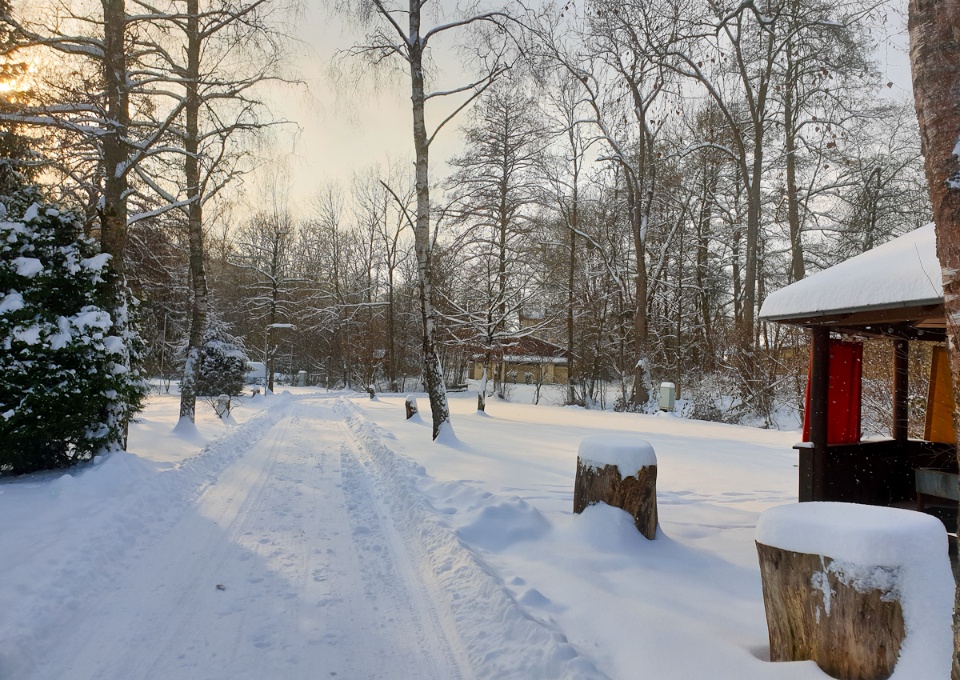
(755, 502, 953, 680)
(367, 385, 376, 399)
(573, 437, 658, 539)
(757, 543, 904, 680)
(404, 395, 418, 419)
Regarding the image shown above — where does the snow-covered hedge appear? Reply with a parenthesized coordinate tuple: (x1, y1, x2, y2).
(0, 196, 146, 474)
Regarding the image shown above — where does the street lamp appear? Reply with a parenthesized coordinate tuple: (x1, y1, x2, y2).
(264, 323, 296, 394)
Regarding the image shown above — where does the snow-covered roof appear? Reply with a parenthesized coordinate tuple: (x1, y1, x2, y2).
(759, 224, 943, 323)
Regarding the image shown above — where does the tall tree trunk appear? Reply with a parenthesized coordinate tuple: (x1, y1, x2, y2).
(784, 38, 805, 284)
(567, 209, 576, 405)
(100, 0, 129, 284)
(742, 143, 763, 353)
(388, 267, 397, 391)
(267, 298, 277, 392)
(409, 2, 451, 440)
(100, 0, 136, 446)
(629, 179, 650, 408)
(179, 0, 208, 424)
(732, 224, 743, 326)
(907, 1, 960, 676)
(696, 168, 716, 369)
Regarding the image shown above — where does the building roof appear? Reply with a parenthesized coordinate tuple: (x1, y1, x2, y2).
(759, 224, 944, 337)
(471, 335, 568, 363)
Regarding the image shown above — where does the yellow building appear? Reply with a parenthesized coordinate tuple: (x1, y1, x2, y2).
(469, 336, 569, 385)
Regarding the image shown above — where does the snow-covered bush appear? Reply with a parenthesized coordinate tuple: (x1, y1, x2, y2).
(193, 318, 247, 416)
(0, 195, 146, 474)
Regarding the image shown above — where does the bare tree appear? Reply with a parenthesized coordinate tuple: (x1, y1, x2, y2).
(233, 175, 299, 393)
(537, 70, 594, 405)
(343, 0, 514, 438)
(3, 0, 185, 275)
(148, 0, 293, 426)
(442, 80, 547, 411)
(364, 166, 415, 391)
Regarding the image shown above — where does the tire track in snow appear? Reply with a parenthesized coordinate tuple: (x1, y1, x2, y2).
(335, 397, 610, 680)
(23, 395, 469, 680)
(337, 429, 472, 680)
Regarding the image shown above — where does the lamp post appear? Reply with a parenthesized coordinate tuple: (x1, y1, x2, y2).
(264, 323, 296, 394)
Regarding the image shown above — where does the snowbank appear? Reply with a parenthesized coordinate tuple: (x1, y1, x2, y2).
(335, 397, 608, 680)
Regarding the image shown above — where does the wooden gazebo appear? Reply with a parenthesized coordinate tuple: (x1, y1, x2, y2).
(759, 224, 957, 507)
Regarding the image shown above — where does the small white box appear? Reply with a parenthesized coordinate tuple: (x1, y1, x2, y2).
(658, 382, 676, 411)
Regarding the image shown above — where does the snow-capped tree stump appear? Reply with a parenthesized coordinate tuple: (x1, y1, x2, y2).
(404, 395, 418, 419)
(755, 503, 953, 680)
(573, 437, 658, 539)
(367, 385, 376, 399)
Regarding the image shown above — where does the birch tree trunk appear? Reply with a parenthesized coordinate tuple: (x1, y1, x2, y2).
(907, 1, 960, 676)
(408, 3, 451, 440)
(178, 0, 208, 424)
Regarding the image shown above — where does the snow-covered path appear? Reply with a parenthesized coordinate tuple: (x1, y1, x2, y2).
(24, 396, 469, 680)
(15, 387, 926, 679)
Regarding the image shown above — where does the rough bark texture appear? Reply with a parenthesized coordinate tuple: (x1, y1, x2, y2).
(573, 459, 657, 539)
(757, 543, 905, 680)
(907, 2, 960, 676)
(100, 0, 129, 284)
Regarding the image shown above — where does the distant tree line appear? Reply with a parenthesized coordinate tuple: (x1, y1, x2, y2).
(0, 0, 931, 450)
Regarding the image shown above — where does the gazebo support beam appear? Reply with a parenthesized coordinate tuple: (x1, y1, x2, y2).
(807, 327, 830, 501)
(893, 339, 909, 441)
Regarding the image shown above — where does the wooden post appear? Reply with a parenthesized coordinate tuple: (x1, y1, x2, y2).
(808, 327, 830, 501)
(893, 339, 909, 441)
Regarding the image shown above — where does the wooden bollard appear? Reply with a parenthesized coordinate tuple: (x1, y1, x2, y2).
(404, 395, 418, 420)
(573, 436, 658, 539)
(755, 502, 953, 680)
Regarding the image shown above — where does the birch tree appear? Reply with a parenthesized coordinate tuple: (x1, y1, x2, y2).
(233, 203, 298, 393)
(343, 0, 513, 438)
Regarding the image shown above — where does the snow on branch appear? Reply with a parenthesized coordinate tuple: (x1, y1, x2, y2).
(421, 11, 511, 44)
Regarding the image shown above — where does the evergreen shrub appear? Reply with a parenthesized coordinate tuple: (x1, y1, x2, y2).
(0, 194, 146, 474)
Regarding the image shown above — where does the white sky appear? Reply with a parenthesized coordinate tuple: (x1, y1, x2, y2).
(266, 0, 917, 215)
(264, 1, 474, 214)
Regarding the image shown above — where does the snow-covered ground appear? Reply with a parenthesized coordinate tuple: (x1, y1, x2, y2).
(0, 388, 944, 679)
